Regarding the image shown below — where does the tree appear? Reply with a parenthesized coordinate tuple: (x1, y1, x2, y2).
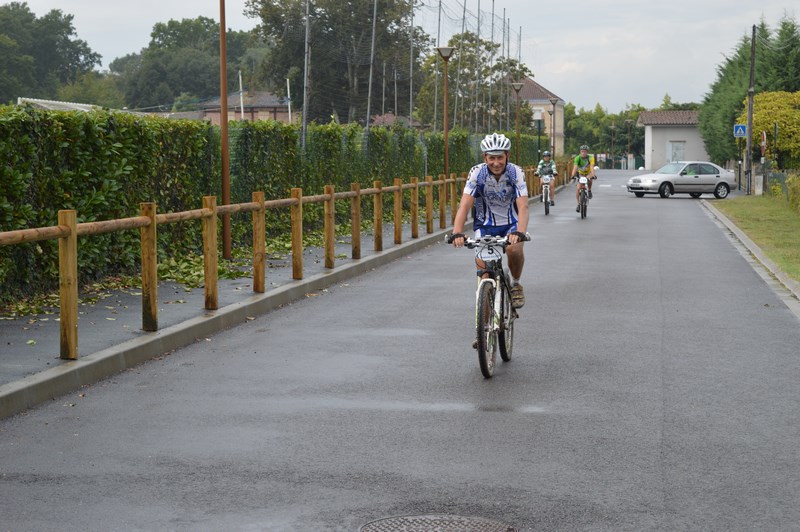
(0, 33, 34, 104)
(111, 17, 254, 111)
(700, 15, 800, 164)
(0, 2, 100, 101)
(736, 91, 800, 168)
(658, 93, 700, 111)
(56, 72, 125, 109)
(564, 103, 646, 161)
(415, 31, 533, 132)
(246, 0, 428, 124)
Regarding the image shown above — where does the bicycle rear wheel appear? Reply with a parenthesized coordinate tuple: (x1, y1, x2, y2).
(476, 281, 497, 378)
(498, 282, 514, 362)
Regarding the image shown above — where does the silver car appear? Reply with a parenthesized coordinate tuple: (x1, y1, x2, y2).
(626, 161, 736, 199)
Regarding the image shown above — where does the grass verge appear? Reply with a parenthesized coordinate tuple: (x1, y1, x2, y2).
(712, 195, 800, 283)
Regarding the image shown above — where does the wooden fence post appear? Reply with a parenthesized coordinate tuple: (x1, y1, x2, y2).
(58, 210, 78, 360)
(140, 202, 158, 331)
(411, 176, 419, 239)
(324, 184, 335, 269)
(252, 191, 265, 293)
(351, 182, 361, 259)
(373, 180, 383, 251)
(202, 196, 218, 310)
(438, 174, 446, 229)
(393, 178, 403, 245)
(426, 175, 434, 234)
(291, 188, 303, 280)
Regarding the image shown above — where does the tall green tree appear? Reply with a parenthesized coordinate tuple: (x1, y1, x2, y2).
(415, 31, 533, 132)
(700, 16, 800, 164)
(246, 0, 428, 124)
(564, 103, 646, 160)
(57, 72, 125, 109)
(110, 17, 255, 111)
(0, 2, 100, 102)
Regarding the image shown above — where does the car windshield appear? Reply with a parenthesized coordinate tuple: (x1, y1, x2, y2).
(655, 162, 685, 174)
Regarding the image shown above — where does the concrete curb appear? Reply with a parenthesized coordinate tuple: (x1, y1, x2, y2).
(0, 227, 451, 419)
(702, 200, 800, 301)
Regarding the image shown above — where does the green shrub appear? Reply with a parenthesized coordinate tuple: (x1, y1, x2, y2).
(1, 106, 543, 306)
(0, 105, 217, 305)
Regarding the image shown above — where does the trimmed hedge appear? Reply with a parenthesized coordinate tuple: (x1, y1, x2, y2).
(1, 104, 541, 304)
(0, 105, 217, 303)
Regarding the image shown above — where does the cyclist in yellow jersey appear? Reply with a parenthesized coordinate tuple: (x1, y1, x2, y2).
(571, 145, 597, 212)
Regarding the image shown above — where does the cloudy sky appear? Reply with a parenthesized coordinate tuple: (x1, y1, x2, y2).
(20, 0, 796, 113)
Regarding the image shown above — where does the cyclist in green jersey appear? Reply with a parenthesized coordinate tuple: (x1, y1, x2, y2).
(571, 145, 597, 212)
(535, 150, 557, 206)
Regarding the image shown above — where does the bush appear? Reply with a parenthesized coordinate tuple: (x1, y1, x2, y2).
(0, 105, 217, 305)
(1, 106, 544, 305)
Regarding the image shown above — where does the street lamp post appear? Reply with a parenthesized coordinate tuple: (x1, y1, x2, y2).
(534, 111, 542, 161)
(436, 47, 455, 181)
(625, 119, 633, 169)
(548, 97, 559, 155)
(610, 122, 616, 169)
(511, 82, 523, 165)
(436, 46, 455, 227)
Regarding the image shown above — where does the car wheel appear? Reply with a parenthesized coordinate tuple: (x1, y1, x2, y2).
(689, 193, 702, 198)
(714, 183, 730, 199)
(658, 183, 672, 198)
(634, 192, 645, 198)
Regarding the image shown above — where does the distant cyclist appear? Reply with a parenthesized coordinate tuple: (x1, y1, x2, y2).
(571, 144, 597, 212)
(535, 150, 557, 206)
(451, 133, 529, 309)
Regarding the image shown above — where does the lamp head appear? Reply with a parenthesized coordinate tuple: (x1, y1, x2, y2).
(436, 46, 455, 60)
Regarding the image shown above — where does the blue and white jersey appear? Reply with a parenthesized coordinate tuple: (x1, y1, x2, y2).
(463, 162, 528, 229)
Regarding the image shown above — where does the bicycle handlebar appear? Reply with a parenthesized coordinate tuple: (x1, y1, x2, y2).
(445, 232, 531, 246)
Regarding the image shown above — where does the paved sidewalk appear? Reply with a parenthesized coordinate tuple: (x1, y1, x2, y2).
(0, 222, 451, 417)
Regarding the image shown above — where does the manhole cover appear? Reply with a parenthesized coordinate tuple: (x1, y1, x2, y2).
(360, 514, 516, 532)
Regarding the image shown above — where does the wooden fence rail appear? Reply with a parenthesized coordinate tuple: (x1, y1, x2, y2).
(0, 165, 567, 362)
(0, 174, 472, 361)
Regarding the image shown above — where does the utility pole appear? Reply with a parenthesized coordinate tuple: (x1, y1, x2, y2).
(365, 0, 378, 134)
(409, 0, 414, 124)
(746, 24, 755, 195)
(219, 0, 231, 258)
(301, 0, 311, 149)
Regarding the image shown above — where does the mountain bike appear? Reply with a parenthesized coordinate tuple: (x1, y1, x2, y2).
(446, 232, 531, 378)
(539, 172, 556, 215)
(574, 175, 591, 219)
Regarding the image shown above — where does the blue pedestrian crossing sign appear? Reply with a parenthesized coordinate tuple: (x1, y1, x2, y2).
(733, 124, 747, 137)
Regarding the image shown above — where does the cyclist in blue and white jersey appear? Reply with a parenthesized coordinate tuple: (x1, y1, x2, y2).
(451, 133, 529, 309)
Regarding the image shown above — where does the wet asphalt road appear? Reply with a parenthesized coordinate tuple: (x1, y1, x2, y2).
(2, 171, 799, 531)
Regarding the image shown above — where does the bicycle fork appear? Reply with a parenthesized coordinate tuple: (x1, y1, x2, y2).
(476, 278, 501, 334)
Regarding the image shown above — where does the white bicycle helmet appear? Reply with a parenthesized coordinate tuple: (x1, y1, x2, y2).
(480, 133, 511, 154)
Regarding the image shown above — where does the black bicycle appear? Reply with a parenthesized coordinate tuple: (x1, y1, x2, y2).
(446, 232, 530, 378)
(574, 175, 591, 219)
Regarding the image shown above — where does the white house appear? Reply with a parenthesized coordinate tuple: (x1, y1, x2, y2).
(637, 110, 709, 170)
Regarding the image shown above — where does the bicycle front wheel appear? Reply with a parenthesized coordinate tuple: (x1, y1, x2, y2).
(476, 281, 497, 378)
(544, 188, 550, 216)
(498, 282, 514, 362)
(580, 190, 587, 219)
